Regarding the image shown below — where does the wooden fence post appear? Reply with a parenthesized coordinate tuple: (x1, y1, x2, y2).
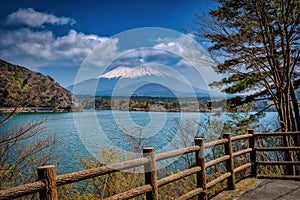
(143, 147, 158, 200)
(223, 133, 236, 190)
(248, 129, 257, 177)
(37, 165, 57, 200)
(195, 138, 207, 200)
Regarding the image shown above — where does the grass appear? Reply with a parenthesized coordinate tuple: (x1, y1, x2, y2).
(225, 178, 258, 200)
(211, 177, 258, 200)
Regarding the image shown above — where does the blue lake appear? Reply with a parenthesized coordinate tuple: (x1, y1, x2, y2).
(1, 110, 278, 174)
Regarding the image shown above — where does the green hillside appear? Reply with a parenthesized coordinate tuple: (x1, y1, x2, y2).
(0, 59, 81, 112)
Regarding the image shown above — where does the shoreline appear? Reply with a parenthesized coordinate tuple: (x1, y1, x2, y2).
(0, 107, 219, 113)
(0, 107, 82, 113)
(0, 107, 277, 114)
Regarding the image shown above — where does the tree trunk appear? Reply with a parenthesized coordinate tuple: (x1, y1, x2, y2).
(290, 82, 300, 145)
(289, 82, 300, 174)
(278, 91, 296, 175)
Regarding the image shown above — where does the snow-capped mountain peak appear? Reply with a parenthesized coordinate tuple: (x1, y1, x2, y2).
(99, 66, 168, 79)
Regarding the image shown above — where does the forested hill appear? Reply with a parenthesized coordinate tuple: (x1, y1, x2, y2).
(0, 59, 81, 112)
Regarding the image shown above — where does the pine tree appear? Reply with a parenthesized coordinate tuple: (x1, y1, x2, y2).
(195, 0, 300, 174)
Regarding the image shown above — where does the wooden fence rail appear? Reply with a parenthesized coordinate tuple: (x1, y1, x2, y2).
(0, 129, 299, 200)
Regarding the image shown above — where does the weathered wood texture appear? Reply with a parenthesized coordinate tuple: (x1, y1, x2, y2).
(2, 131, 300, 200)
(255, 147, 300, 151)
(205, 138, 228, 148)
(205, 155, 230, 168)
(223, 133, 236, 190)
(157, 166, 201, 187)
(37, 165, 57, 200)
(155, 146, 200, 161)
(104, 185, 152, 200)
(234, 163, 252, 173)
(248, 129, 257, 177)
(254, 131, 300, 137)
(177, 188, 203, 200)
(195, 138, 207, 200)
(0, 181, 45, 200)
(231, 134, 253, 141)
(206, 173, 231, 188)
(232, 148, 253, 158)
(57, 157, 149, 186)
(143, 148, 158, 200)
(256, 161, 300, 165)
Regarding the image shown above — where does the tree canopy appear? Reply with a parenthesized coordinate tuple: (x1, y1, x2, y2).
(195, 0, 300, 133)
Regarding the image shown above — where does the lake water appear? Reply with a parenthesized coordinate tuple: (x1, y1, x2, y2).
(1, 110, 278, 174)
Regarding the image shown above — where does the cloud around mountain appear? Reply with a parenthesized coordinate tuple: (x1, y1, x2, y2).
(70, 64, 216, 98)
(0, 8, 222, 91)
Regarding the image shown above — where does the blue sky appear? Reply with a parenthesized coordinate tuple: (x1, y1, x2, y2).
(0, 0, 218, 87)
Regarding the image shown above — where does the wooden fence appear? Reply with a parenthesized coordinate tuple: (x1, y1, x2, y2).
(0, 129, 299, 200)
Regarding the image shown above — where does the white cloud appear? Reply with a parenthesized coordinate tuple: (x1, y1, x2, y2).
(0, 28, 113, 68)
(0, 8, 125, 85)
(153, 35, 217, 69)
(101, 47, 177, 70)
(5, 8, 76, 27)
(153, 35, 222, 86)
(154, 35, 196, 56)
(76, 37, 122, 82)
(175, 59, 190, 67)
(0, 8, 221, 88)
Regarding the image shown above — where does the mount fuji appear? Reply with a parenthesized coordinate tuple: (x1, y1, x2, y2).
(68, 65, 213, 97)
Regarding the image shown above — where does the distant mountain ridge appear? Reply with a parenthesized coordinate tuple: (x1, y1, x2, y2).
(69, 65, 217, 97)
(0, 59, 80, 111)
